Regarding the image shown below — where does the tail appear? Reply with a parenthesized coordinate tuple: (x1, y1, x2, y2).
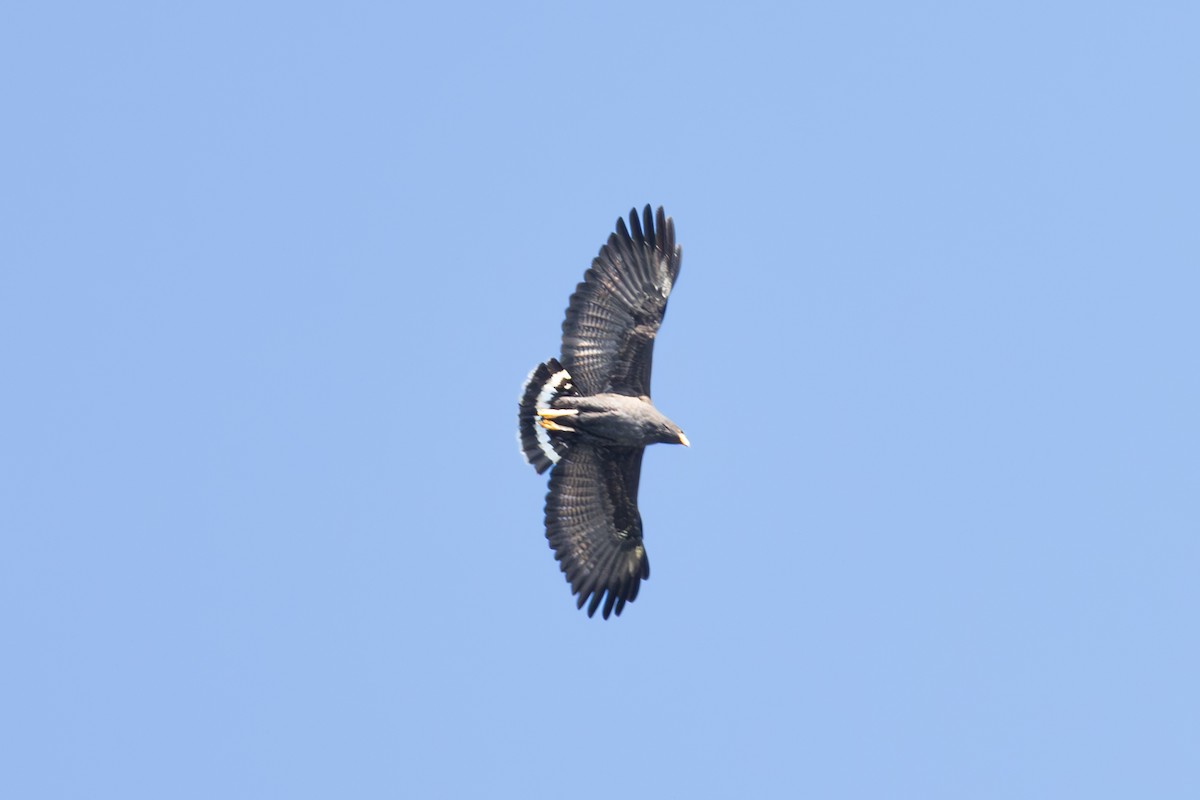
(518, 358, 578, 474)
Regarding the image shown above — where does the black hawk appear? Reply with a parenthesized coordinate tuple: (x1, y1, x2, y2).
(518, 205, 688, 619)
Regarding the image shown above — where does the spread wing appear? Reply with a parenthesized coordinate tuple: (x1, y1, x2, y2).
(544, 445, 650, 619)
(560, 205, 682, 397)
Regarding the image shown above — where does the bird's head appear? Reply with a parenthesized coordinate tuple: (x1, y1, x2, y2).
(658, 421, 690, 447)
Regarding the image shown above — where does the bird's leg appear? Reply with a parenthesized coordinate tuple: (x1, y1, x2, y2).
(537, 407, 578, 432)
(537, 408, 578, 419)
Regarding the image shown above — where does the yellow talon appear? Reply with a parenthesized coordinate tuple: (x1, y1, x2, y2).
(537, 408, 579, 419)
(538, 418, 576, 432)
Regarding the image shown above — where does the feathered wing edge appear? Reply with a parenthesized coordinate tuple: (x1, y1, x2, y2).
(560, 205, 683, 397)
(544, 445, 650, 619)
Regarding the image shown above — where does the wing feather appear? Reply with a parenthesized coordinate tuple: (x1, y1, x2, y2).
(544, 445, 650, 619)
(560, 205, 682, 396)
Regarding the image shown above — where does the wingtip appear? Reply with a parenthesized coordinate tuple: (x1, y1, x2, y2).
(628, 207, 644, 244)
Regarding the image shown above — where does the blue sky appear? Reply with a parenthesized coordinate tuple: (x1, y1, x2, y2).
(3, 2, 1198, 797)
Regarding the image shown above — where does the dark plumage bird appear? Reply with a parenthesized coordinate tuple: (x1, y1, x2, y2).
(518, 205, 687, 619)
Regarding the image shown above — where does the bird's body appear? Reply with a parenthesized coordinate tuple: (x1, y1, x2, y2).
(544, 393, 688, 449)
(518, 206, 686, 619)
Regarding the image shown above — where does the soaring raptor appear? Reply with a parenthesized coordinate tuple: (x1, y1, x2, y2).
(518, 205, 688, 619)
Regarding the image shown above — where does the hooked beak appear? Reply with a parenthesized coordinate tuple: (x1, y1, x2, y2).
(677, 431, 690, 447)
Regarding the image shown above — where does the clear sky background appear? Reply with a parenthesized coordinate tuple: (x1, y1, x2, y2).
(3, 2, 1197, 798)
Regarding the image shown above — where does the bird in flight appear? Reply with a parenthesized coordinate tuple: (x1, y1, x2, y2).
(518, 205, 688, 618)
